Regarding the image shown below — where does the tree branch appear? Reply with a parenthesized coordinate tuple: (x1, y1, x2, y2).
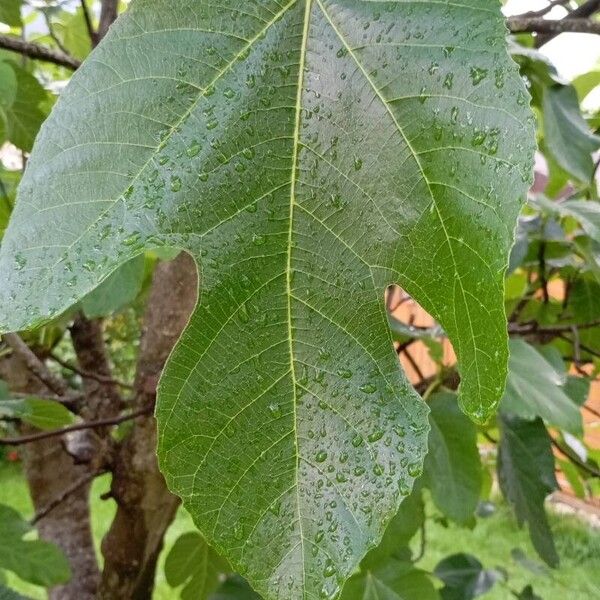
(31, 468, 106, 525)
(0, 34, 81, 69)
(3, 333, 69, 397)
(98, 0, 119, 42)
(551, 438, 600, 478)
(0, 406, 152, 446)
(80, 0, 98, 47)
(508, 16, 600, 35)
(49, 352, 133, 390)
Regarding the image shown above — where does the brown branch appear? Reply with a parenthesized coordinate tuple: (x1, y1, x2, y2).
(80, 0, 98, 47)
(49, 352, 133, 390)
(0, 34, 81, 69)
(31, 468, 106, 525)
(402, 346, 425, 381)
(508, 16, 600, 35)
(509, 319, 600, 335)
(0, 406, 152, 446)
(3, 333, 69, 397)
(98, 0, 119, 42)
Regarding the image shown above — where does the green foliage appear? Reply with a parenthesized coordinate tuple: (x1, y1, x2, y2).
(0, 397, 74, 430)
(341, 559, 438, 600)
(165, 532, 230, 600)
(497, 415, 559, 568)
(501, 340, 583, 435)
(0, 1, 534, 598)
(423, 393, 482, 524)
(0, 1, 21, 28)
(433, 553, 503, 600)
(80, 255, 145, 318)
(0, 504, 70, 588)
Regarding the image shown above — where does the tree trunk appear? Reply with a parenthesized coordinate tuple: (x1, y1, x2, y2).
(0, 353, 100, 600)
(98, 252, 198, 598)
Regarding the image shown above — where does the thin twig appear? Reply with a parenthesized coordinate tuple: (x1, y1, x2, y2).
(0, 34, 81, 69)
(3, 334, 69, 396)
(551, 438, 600, 478)
(49, 352, 133, 390)
(42, 11, 70, 56)
(31, 468, 106, 525)
(0, 406, 152, 446)
(80, 0, 98, 46)
(509, 319, 600, 335)
(402, 346, 425, 381)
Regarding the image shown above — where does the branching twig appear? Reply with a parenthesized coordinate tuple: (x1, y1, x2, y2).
(49, 352, 133, 390)
(3, 333, 69, 397)
(0, 34, 81, 69)
(80, 0, 98, 46)
(0, 406, 152, 446)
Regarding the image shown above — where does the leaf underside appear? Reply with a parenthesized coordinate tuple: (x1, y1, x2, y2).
(0, 1, 534, 598)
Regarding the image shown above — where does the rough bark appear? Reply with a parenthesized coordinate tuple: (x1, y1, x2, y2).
(0, 352, 99, 600)
(98, 252, 198, 599)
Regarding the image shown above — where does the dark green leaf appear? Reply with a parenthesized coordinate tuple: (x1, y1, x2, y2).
(165, 531, 230, 600)
(0, 1, 534, 597)
(0, 585, 30, 600)
(342, 559, 438, 600)
(501, 340, 582, 435)
(0, 397, 74, 430)
(0, 504, 71, 587)
(81, 254, 145, 317)
(497, 415, 559, 567)
(514, 585, 543, 600)
(423, 393, 481, 524)
(543, 85, 600, 183)
(0, 61, 49, 152)
(433, 553, 502, 600)
(210, 576, 262, 600)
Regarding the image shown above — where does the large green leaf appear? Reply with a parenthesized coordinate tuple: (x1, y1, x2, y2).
(423, 393, 482, 524)
(501, 340, 583, 435)
(497, 414, 559, 567)
(0, 504, 70, 588)
(0, 1, 534, 598)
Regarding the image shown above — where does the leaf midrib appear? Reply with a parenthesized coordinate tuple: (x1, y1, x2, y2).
(42, 0, 299, 278)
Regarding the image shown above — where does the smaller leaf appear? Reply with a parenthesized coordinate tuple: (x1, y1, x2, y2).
(0, 504, 70, 587)
(210, 576, 261, 600)
(433, 553, 503, 600)
(342, 558, 438, 600)
(514, 585, 543, 600)
(0, 398, 74, 430)
(0, 0, 21, 27)
(501, 340, 582, 435)
(543, 85, 600, 183)
(423, 393, 482, 524)
(497, 415, 559, 567)
(81, 255, 145, 318)
(165, 532, 229, 600)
